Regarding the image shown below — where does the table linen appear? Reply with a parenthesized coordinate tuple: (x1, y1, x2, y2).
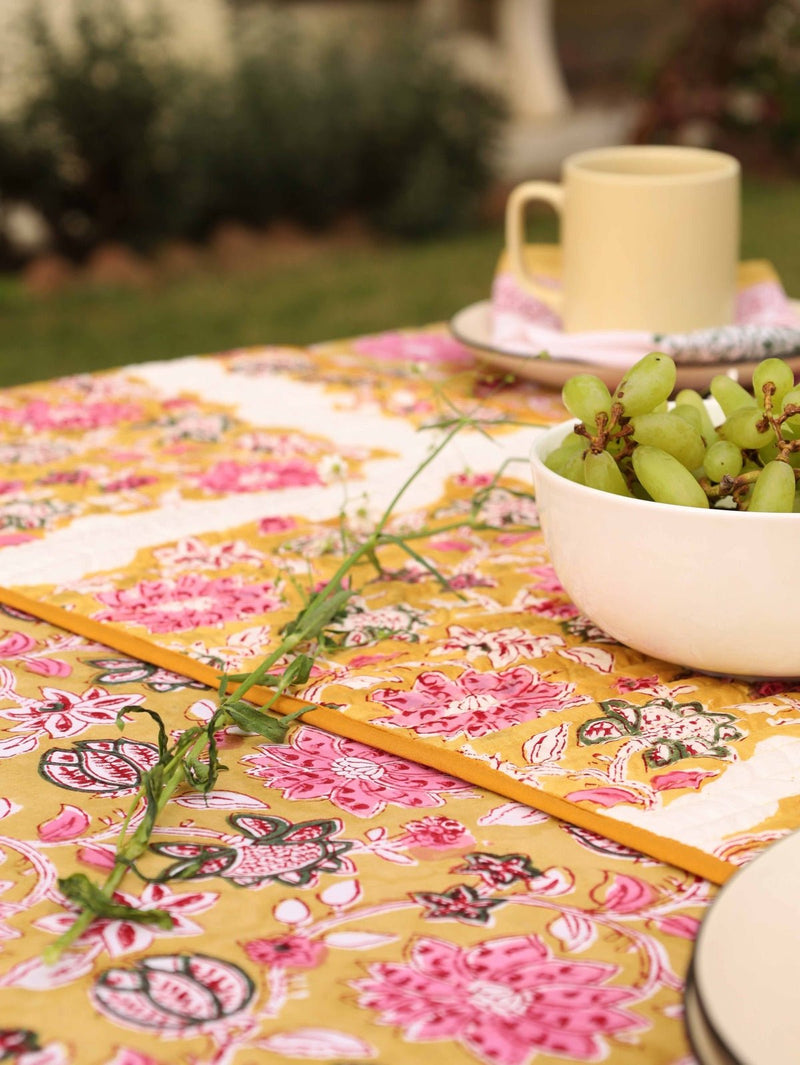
(0, 321, 799, 1063)
(0, 609, 705, 1064)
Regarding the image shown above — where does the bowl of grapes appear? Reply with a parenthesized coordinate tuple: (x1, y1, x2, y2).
(530, 352, 800, 678)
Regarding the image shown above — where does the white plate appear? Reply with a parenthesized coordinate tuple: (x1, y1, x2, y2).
(689, 829, 800, 1065)
(684, 973, 736, 1065)
(450, 300, 800, 392)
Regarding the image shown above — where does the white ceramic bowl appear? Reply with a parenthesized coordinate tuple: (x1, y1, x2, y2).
(530, 420, 800, 678)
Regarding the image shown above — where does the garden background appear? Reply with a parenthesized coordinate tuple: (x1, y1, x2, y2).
(0, 0, 797, 386)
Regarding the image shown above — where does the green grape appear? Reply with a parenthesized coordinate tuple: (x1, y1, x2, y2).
(720, 407, 776, 450)
(630, 411, 706, 470)
(710, 374, 757, 416)
(632, 445, 709, 508)
(758, 440, 779, 464)
(584, 449, 632, 497)
(674, 388, 717, 443)
(703, 439, 743, 482)
(544, 440, 584, 476)
(752, 357, 794, 409)
(781, 385, 800, 433)
(612, 352, 677, 417)
(562, 374, 612, 428)
(561, 451, 586, 484)
(748, 459, 796, 513)
(671, 403, 703, 434)
(561, 429, 588, 453)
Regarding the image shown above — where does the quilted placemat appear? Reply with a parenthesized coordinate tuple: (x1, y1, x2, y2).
(1, 326, 799, 885)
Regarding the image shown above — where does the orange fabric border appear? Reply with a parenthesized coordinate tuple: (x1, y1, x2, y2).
(0, 583, 736, 886)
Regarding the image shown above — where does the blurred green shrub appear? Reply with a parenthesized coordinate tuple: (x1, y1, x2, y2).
(0, 0, 504, 259)
(634, 0, 800, 172)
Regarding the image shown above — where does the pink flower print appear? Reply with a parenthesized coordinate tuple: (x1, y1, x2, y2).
(243, 934, 327, 969)
(527, 565, 565, 593)
(93, 575, 282, 633)
(520, 594, 580, 621)
(478, 489, 539, 528)
(453, 472, 494, 488)
(152, 537, 265, 572)
(99, 474, 158, 493)
(398, 816, 474, 851)
(39, 737, 160, 794)
(242, 724, 472, 817)
(0, 630, 37, 657)
(353, 330, 473, 366)
(258, 515, 297, 535)
(91, 953, 253, 1032)
(1, 685, 144, 741)
(352, 934, 643, 1064)
(437, 625, 563, 669)
(38, 469, 91, 486)
(0, 480, 23, 495)
(37, 883, 218, 958)
(194, 458, 321, 494)
(414, 884, 505, 925)
(370, 667, 585, 739)
(614, 675, 662, 695)
(0, 399, 142, 431)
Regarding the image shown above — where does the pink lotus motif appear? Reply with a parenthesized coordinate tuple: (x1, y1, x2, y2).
(352, 933, 642, 1064)
(193, 458, 321, 494)
(93, 575, 282, 633)
(370, 667, 585, 739)
(92, 953, 254, 1032)
(242, 724, 471, 816)
(39, 737, 160, 794)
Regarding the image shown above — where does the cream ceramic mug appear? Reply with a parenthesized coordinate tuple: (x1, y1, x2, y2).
(505, 145, 741, 333)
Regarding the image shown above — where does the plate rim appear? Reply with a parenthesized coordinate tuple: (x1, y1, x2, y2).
(690, 827, 800, 1065)
(449, 298, 800, 374)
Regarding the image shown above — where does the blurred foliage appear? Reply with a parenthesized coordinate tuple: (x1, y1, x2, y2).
(634, 0, 800, 172)
(0, 0, 505, 261)
(0, 176, 795, 388)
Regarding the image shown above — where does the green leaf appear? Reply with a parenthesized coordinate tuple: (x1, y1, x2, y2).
(58, 873, 174, 929)
(224, 702, 310, 741)
(217, 672, 256, 686)
(284, 653, 314, 686)
(282, 584, 353, 637)
(117, 706, 169, 760)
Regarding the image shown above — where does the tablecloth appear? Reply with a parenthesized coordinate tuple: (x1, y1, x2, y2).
(0, 322, 798, 1063)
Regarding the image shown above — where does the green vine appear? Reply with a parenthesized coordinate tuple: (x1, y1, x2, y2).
(45, 406, 531, 962)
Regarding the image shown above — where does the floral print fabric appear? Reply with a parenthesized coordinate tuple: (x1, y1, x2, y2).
(0, 326, 799, 886)
(0, 609, 706, 1063)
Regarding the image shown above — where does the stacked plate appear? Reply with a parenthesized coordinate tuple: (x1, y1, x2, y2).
(450, 300, 800, 393)
(686, 830, 800, 1064)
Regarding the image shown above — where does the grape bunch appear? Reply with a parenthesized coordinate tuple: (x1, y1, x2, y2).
(545, 352, 800, 511)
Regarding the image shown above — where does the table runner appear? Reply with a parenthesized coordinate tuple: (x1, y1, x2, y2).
(0, 326, 799, 888)
(0, 610, 705, 1064)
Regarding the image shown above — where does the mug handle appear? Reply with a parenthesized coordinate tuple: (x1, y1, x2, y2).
(505, 181, 565, 316)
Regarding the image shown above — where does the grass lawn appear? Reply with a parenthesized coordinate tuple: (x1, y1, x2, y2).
(0, 177, 797, 388)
